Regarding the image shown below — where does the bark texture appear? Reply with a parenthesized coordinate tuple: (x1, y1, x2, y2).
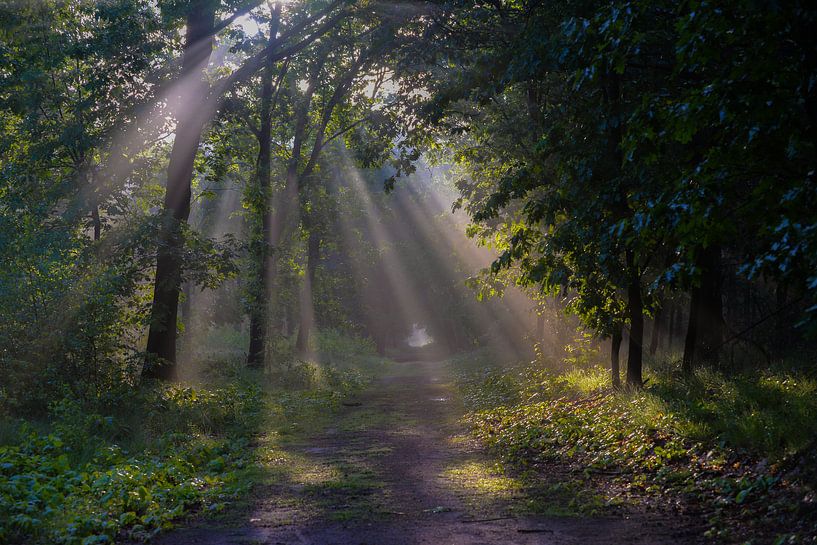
(144, 4, 216, 379)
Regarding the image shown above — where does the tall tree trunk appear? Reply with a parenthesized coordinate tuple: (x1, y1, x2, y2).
(179, 280, 193, 359)
(90, 203, 101, 241)
(682, 291, 699, 374)
(254, 48, 328, 362)
(626, 252, 644, 387)
(683, 244, 723, 373)
(247, 6, 282, 368)
(696, 244, 724, 364)
(144, 4, 216, 379)
(774, 282, 788, 352)
(649, 304, 663, 356)
(295, 228, 320, 355)
(666, 300, 675, 352)
(611, 325, 622, 389)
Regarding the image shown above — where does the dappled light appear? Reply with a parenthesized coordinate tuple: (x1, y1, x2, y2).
(1, 1, 816, 545)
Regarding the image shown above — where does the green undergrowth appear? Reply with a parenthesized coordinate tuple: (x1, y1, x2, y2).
(0, 333, 381, 545)
(0, 382, 263, 545)
(453, 358, 817, 543)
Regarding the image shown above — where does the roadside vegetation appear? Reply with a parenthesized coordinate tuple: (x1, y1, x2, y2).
(0, 332, 379, 545)
(453, 351, 817, 544)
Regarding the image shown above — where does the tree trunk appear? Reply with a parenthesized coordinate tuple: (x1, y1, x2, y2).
(90, 203, 101, 241)
(626, 252, 644, 387)
(666, 300, 675, 353)
(247, 6, 281, 368)
(611, 326, 622, 389)
(295, 228, 320, 355)
(144, 4, 216, 380)
(696, 244, 724, 364)
(179, 281, 193, 359)
(682, 290, 699, 374)
(683, 245, 723, 374)
(649, 304, 663, 356)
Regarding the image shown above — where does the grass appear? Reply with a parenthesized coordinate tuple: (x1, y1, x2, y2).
(450, 354, 817, 543)
(0, 381, 264, 544)
(0, 330, 386, 545)
(441, 459, 525, 513)
(647, 365, 817, 458)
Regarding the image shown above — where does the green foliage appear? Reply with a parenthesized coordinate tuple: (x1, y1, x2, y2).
(314, 329, 380, 367)
(408, 0, 817, 368)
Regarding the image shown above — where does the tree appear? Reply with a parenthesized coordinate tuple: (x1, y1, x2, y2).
(143, 0, 351, 378)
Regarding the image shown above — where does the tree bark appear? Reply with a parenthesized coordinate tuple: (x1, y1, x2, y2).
(247, 5, 282, 368)
(683, 244, 723, 373)
(144, 4, 216, 379)
(649, 304, 663, 356)
(682, 290, 699, 374)
(611, 325, 622, 389)
(626, 252, 644, 386)
(295, 227, 320, 355)
(666, 300, 675, 352)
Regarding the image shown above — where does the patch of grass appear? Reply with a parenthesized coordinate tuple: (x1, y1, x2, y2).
(517, 479, 606, 517)
(441, 459, 522, 513)
(646, 366, 817, 458)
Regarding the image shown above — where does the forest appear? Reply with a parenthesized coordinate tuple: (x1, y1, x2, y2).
(1, 1, 816, 544)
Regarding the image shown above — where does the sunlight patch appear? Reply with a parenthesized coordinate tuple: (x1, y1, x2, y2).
(441, 460, 521, 497)
(406, 323, 434, 347)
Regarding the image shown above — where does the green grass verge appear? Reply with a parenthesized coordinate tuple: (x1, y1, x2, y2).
(0, 332, 382, 545)
(452, 358, 817, 543)
(0, 382, 263, 544)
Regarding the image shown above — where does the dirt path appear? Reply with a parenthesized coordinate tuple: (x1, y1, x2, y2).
(155, 360, 704, 545)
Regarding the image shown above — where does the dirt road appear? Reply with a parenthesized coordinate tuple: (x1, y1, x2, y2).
(155, 360, 703, 545)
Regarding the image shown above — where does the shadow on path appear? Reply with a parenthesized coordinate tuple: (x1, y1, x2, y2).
(155, 360, 704, 545)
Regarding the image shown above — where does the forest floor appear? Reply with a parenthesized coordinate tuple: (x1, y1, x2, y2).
(153, 359, 705, 545)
